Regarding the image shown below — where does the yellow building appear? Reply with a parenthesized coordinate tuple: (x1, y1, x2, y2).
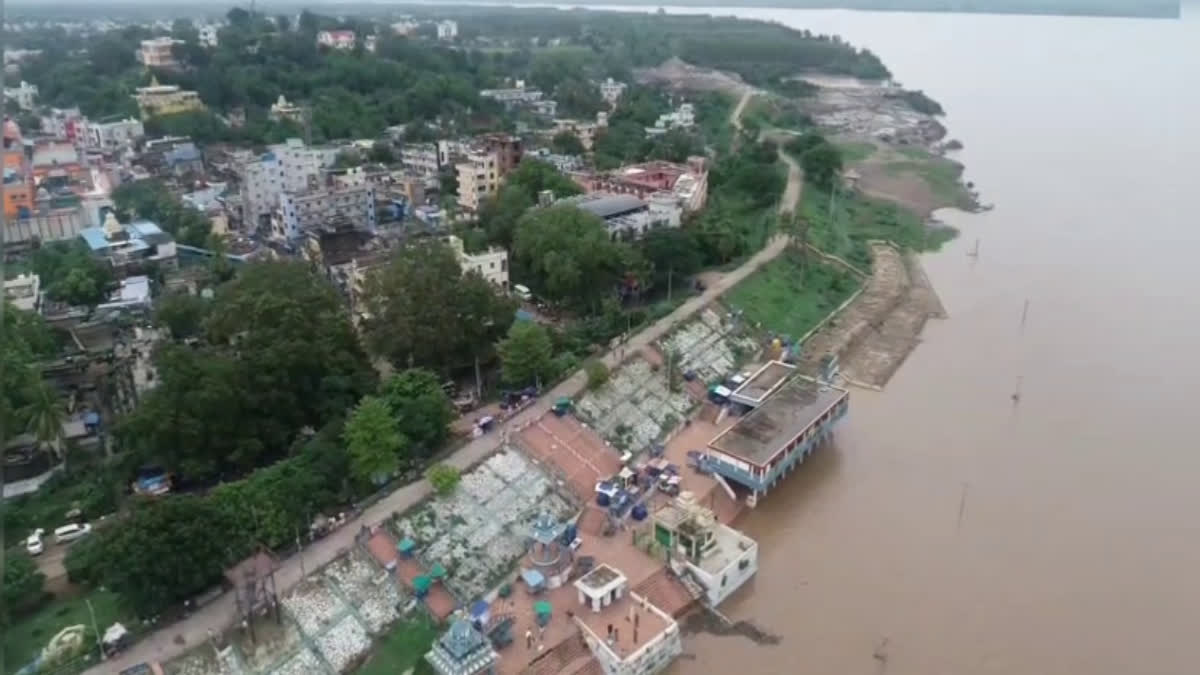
(455, 150, 499, 212)
(134, 79, 204, 120)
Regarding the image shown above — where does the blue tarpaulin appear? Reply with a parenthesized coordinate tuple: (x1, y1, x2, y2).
(521, 569, 546, 592)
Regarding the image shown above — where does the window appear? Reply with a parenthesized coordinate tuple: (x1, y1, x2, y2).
(721, 575, 727, 587)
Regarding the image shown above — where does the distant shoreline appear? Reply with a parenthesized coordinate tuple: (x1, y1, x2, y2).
(478, 0, 1181, 20)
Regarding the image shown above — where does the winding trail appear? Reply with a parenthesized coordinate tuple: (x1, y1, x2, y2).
(90, 85, 802, 675)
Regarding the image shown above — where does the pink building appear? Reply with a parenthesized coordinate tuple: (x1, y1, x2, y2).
(570, 157, 708, 213)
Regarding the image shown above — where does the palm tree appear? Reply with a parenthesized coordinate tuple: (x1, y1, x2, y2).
(21, 382, 66, 468)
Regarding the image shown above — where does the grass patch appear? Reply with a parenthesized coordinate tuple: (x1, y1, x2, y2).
(355, 614, 440, 675)
(4, 589, 128, 675)
(802, 189, 957, 270)
(725, 251, 860, 340)
(885, 154, 972, 209)
(837, 141, 877, 163)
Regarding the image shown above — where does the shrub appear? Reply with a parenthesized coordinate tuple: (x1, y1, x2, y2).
(426, 464, 461, 497)
(584, 359, 609, 389)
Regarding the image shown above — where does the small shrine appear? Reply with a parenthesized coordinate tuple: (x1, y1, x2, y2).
(426, 613, 498, 675)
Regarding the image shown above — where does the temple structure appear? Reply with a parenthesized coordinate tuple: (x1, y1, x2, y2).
(426, 614, 498, 675)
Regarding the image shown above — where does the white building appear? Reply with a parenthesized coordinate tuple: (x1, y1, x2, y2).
(4, 273, 40, 313)
(198, 24, 219, 48)
(239, 139, 330, 227)
(436, 20, 458, 41)
(85, 118, 144, 151)
(652, 492, 758, 608)
(599, 77, 627, 106)
(79, 213, 178, 274)
(268, 95, 304, 123)
(449, 235, 508, 291)
(398, 143, 443, 177)
(138, 37, 181, 68)
(392, 19, 419, 36)
(364, 35, 378, 53)
(647, 103, 696, 136)
(317, 30, 356, 50)
(274, 184, 377, 240)
(572, 564, 683, 675)
(4, 80, 38, 110)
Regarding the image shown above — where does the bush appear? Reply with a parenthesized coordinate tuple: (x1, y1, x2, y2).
(2, 554, 49, 625)
(426, 464, 461, 497)
(584, 359, 609, 390)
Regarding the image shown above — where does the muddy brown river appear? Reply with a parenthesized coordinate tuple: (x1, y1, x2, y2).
(610, 5, 1200, 674)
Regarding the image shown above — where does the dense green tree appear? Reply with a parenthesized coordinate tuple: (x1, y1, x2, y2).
(380, 369, 454, 456)
(512, 205, 633, 311)
(205, 262, 375, 426)
(155, 293, 212, 340)
(344, 396, 407, 485)
(477, 186, 533, 250)
(112, 179, 213, 247)
(119, 263, 372, 481)
(2, 554, 48, 625)
(30, 241, 113, 308)
(73, 496, 240, 617)
(550, 131, 586, 156)
(553, 78, 606, 118)
(362, 242, 516, 373)
(639, 227, 704, 291)
(20, 381, 67, 465)
(800, 142, 844, 192)
(497, 321, 555, 387)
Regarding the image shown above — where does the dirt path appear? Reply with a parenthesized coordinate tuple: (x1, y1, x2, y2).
(730, 89, 754, 131)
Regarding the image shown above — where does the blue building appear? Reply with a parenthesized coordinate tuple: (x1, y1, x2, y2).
(704, 362, 849, 505)
(79, 212, 177, 274)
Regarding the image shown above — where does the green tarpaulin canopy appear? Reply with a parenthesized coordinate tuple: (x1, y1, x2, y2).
(430, 563, 447, 579)
(397, 538, 416, 554)
(534, 601, 552, 616)
(414, 575, 432, 593)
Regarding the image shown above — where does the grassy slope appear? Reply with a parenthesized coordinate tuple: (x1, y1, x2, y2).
(4, 589, 128, 675)
(886, 146, 974, 209)
(355, 614, 440, 675)
(725, 251, 860, 339)
(801, 188, 956, 270)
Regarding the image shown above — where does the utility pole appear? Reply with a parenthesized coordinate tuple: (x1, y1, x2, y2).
(666, 267, 672, 304)
(86, 597, 104, 660)
(296, 527, 305, 577)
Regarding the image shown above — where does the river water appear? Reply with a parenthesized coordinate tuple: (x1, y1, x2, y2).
(612, 5, 1200, 674)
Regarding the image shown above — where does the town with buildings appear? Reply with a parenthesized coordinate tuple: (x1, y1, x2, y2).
(0, 5, 961, 675)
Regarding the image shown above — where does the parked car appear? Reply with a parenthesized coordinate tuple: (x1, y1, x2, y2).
(54, 522, 92, 544)
(26, 528, 45, 555)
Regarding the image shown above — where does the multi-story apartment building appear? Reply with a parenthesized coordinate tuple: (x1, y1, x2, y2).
(273, 184, 377, 240)
(133, 81, 204, 120)
(239, 139, 329, 229)
(455, 150, 499, 212)
(436, 20, 458, 40)
(84, 118, 145, 151)
(398, 143, 442, 177)
(138, 37, 181, 68)
(198, 25, 219, 48)
(481, 134, 523, 176)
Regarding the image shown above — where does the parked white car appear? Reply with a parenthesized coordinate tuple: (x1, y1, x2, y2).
(26, 528, 45, 555)
(54, 523, 92, 544)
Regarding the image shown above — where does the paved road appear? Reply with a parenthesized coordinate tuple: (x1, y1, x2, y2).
(92, 87, 800, 675)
